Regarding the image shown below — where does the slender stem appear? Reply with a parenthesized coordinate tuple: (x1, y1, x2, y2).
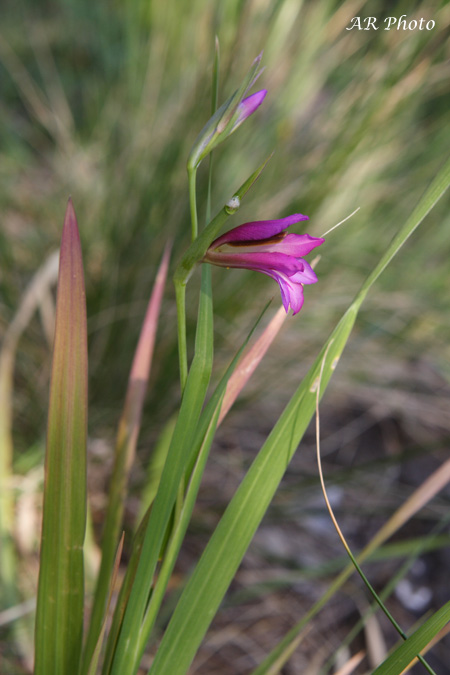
(315, 345, 436, 675)
(175, 281, 188, 392)
(206, 37, 219, 224)
(188, 167, 198, 242)
(176, 166, 199, 392)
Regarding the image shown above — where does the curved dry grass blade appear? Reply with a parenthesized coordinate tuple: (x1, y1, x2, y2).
(218, 305, 286, 425)
(82, 242, 171, 672)
(253, 458, 450, 674)
(314, 345, 434, 673)
(218, 254, 321, 427)
(34, 199, 88, 675)
(333, 651, 366, 675)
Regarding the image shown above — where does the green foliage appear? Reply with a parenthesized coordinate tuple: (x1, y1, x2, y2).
(373, 599, 450, 675)
(34, 201, 87, 674)
(148, 159, 450, 674)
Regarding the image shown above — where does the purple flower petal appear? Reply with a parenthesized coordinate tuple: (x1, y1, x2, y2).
(234, 90, 268, 129)
(212, 214, 309, 247)
(289, 259, 318, 285)
(204, 212, 323, 315)
(274, 233, 324, 256)
(263, 270, 305, 314)
(232, 233, 324, 256)
(206, 250, 304, 276)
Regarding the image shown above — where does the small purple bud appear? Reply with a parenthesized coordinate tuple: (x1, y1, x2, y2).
(233, 90, 267, 130)
(188, 57, 267, 170)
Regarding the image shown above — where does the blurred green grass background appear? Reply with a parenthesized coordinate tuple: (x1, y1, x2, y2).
(1, 0, 450, 672)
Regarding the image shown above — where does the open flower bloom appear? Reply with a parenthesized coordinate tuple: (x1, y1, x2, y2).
(203, 214, 324, 315)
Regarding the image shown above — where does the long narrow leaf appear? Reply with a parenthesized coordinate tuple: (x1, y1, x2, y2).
(252, 157, 450, 674)
(101, 301, 269, 672)
(136, 302, 271, 662)
(34, 199, 88, 675)
(137, 394, 224, 660)
(253, 459, 450, 675)
(86, 535, 124, 675)
(82, 242, 171, 672)
(149, 158, 450, 674)
(107, 264, 213, 674)
(218, 304, 286, 425)
(373, 600, 450, 675)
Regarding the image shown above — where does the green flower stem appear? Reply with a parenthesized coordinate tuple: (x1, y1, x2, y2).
(175, 165, 198, 393)
(175, 280, 188, 392)
(174, 153, 272, 289)
(188, 167, 198, 243)
(175, 152, 272, 394)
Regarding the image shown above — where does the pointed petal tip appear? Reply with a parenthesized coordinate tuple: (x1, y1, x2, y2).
(258, 88, 268, 102)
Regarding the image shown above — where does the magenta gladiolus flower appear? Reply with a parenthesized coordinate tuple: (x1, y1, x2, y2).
(204, 214, 324, 315)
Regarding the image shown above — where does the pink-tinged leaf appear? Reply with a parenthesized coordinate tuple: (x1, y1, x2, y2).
(81, 242, 171, 673)
(118, 240, 172, 456)
(35, 199, 88, 675)
(218, 305, 287, 425)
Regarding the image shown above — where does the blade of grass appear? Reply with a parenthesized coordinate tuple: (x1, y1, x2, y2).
(103, 298, 271, 671)
(321, 513, 450, 674)
(138, 415, 177, 520)
(261, 630, 309, 675)
(399, 623, 450, 674)
(253, 458, 450, 675)
(86, 535, 124, 675)
(218, 304, 286, 425)
(333, 651, 366, 675)
(314, 344, 435, 674)
(107, 264, 213, 674)
(373, 600, 450, 675)
(149, 157, 450, 675)
(101, 509, 150, 675)
(82, 242, 171, 673)
(136, 301, 271, 662)
(206, 35, 220, 225)
(136, 394, 224, 661)
(34, 199, 88, 675)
